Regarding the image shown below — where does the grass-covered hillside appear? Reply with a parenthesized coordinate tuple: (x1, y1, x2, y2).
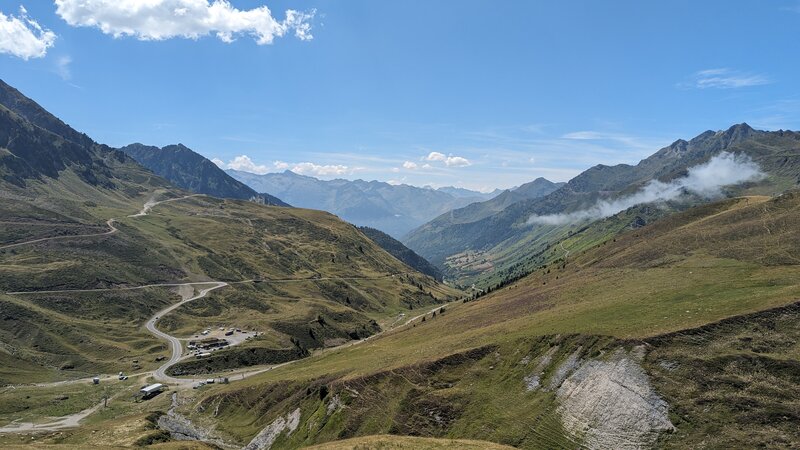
(405, 124, 800, 288)
(0, 195, 459, 385)
(358, 226, 443, 281)
(0, 80, 460, 385)
(175, 192, 800, 449)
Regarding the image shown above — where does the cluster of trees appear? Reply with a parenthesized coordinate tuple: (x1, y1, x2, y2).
(460, 259, 570, 305)
(420, 306, 446, 323)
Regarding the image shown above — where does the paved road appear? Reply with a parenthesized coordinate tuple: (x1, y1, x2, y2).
(146, 282, 229, 384)
(0, 192, 455, 431)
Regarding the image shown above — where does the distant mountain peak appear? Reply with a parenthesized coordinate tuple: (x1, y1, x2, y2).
(727, 122, 753, 132)
(121, 143, 288, 206)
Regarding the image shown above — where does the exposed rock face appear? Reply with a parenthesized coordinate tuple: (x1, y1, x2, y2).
(547, 347, 582, 391)
(244, 408, 301, 450)
(326, 395, 344, 416)
(523, 345, 559, 391)
(157, 393, 231, 449)
(556, 349, 674, 449)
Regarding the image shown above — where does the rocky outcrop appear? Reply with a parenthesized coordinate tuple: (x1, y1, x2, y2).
(556, 348, 674, 449)
(157, 393, 233, 449)
(523, 345, 559, 391)
(244, 408, 301, 450)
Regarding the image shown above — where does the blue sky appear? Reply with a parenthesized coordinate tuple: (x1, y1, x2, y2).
(1, 0, 799, 191)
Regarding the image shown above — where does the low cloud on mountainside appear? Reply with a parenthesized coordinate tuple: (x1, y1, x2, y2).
(527, 152, 765, 226)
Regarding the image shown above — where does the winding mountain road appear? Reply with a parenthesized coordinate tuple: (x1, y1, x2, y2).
(560, 241, 570, 260)
(129, 194, 202, 218)
(0, 194, 200, 252)
(147, 282, 228, 384)
(0, 219, 118, 251)
(1, 193, 454, 432)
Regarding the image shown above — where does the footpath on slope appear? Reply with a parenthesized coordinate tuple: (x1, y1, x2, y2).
(0, 219, 118, 251)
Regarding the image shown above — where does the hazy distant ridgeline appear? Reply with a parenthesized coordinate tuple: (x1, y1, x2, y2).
(227, 169, 502, 238)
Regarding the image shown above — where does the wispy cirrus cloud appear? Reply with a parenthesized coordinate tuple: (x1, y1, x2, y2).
(54, 0, 315, 44)
(55, 55, 72, 79)
(0, 6, 56, 60)
(561, 131, 657, 150)
(748, 98, 800, 130)
(681, 68, 771, 90)
(781, 1, 800, 13)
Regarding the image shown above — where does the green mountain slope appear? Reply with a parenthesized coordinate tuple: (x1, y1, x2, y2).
(120, 143, 288, 206)
(0, 81, 459, 385)
(358, 226, 443, 281)
(181, 192, 800, 449)
(0, 80, 169, 207)
(405, 124, 800, 286)
(404, 178, 562, 254)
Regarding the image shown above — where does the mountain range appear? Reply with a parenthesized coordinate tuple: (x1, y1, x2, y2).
(227, 169, 504, 238)
(404, 123, 800, 286)
(120, 143, 288, 206)
(0, 79, 457, 385)
(2, 77, 800, 449)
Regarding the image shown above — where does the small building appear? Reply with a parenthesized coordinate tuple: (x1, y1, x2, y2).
(139, 383, 164, 399)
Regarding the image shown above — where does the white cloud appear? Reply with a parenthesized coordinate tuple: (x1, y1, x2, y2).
(402, 161, 418, 170)
(54, 0, 315, 45)
(0, 6, 56, 60)
(528, 152, 764, 225)
(444, 156, 471, 167)
(422, 163, 432, 169)
(226, 155, 271, 174)
(292, 162, 351, 176)
(424, 151, 471, 167)
(211, 157, 224, 167)
(684, 68, 770, 89)
(221, 155, 356, 177)
(426, 151, 446, 162)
